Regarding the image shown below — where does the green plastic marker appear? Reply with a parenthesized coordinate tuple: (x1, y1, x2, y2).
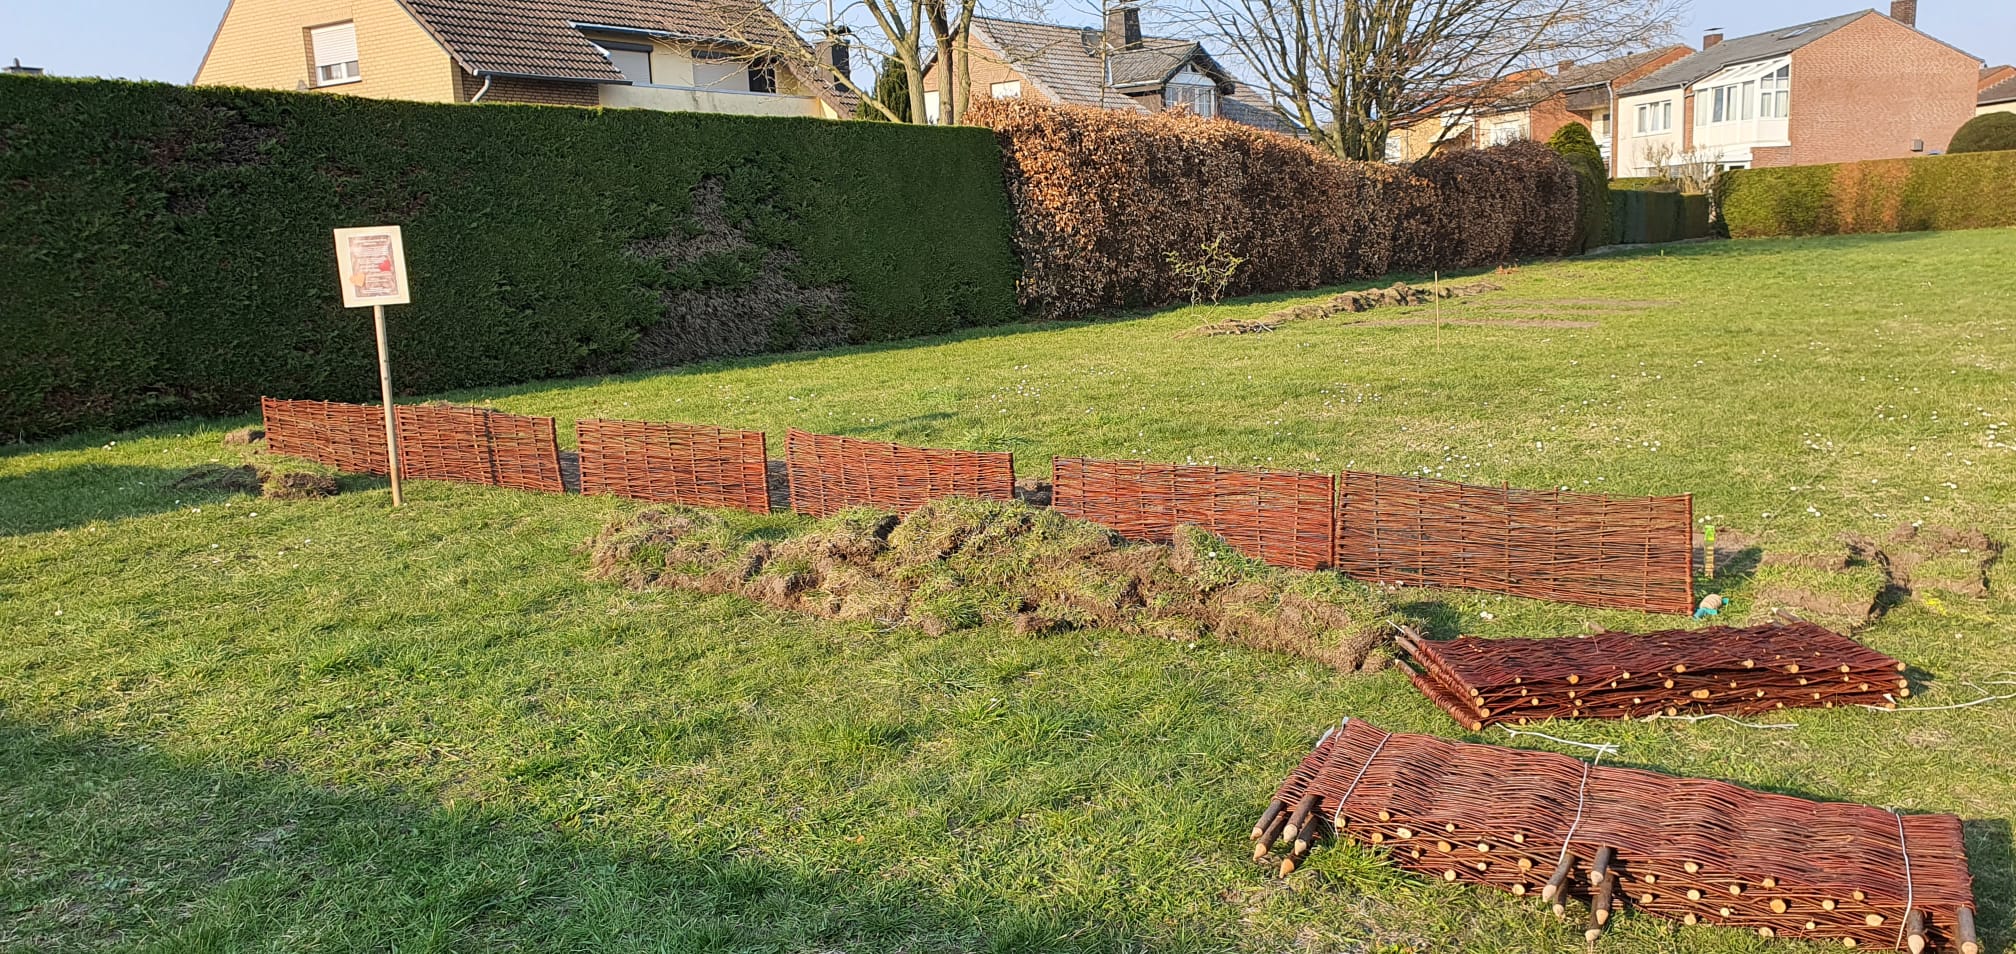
(1703, 524, 1717, 579)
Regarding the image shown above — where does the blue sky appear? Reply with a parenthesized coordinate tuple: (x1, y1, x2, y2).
(3, 0, 2012, 82)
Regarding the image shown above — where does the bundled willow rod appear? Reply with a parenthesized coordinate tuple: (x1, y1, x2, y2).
(1254, 718, 1978, 952)
(1395, 621, 1907, 730)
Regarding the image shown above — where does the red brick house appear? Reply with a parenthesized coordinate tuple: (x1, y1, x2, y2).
(1466, 48, 1695, 170)
(1981, 66, 2016, 115)
(1613, 2, 1980, 175)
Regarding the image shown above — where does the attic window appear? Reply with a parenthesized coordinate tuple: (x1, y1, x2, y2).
(1164, 69, 1217, 119)
(309, 22, 360, 86)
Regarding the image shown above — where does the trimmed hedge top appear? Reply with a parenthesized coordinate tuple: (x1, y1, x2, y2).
(0, 76, 1020, 440)
(1717, 149, 2016, 238)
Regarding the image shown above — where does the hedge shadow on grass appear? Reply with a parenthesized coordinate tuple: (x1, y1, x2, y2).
(0, 719, 1189, 953)
(0, 464, 262, 537)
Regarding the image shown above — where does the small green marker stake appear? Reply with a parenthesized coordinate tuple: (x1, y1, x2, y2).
(1703, 524, 1717, 579)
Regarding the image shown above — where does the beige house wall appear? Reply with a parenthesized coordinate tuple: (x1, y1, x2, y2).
(1614, 88, 1685, 176)
(1980, 101, 2016, 116)
(1386, 116, 1472, 162)
(196, 0, 457, 102)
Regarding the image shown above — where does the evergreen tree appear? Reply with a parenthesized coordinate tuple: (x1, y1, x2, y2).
(862, 58, 912, 122)
(1546, 122, 1612, 251)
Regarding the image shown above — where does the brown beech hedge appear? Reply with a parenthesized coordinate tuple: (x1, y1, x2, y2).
(971, 101, 1583, 317)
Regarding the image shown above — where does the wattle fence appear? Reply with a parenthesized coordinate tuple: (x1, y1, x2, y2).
(1334, 472, 1695, 614)
(395, 404, 565, 494)
(1052, 458, 1335, 572)
(261, 398, 1694, 613)
(785, 428, 1017, 518)
(577, 418, 772, 514)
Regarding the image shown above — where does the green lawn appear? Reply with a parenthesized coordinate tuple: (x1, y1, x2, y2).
(3, 231, 2013, 953)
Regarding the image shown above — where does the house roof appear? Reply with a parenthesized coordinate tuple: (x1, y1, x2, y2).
(397, 0, 803, 81)
(1618, 11, 1870, 95)
(968, 16, 1299, 135)
(1984, 74, 2016, 106)
(1490, 47, 1691, 109)
(389, 0, 856, 113)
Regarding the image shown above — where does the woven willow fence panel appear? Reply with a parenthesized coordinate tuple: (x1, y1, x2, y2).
(261, 398, 388, 474)
(1334, 472, 1694, 613)
(785, 429, 1016, 517)
(576, 418, 771, 513)
(1050, 458, 1336, 571)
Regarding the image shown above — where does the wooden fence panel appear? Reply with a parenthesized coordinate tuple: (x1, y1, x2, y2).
(1334, 472, 1693, 613)
(577, 419, 770, 513)
(1050, 457, 1335, 571)
(785, 429, 1015, 517)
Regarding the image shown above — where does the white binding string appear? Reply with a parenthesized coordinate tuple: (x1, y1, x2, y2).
(1539, 735, 1615, 875)
(1329, 729, 1396, 834)
(1500, 726, 1620, 757)
(1894, 811, 1914, 951)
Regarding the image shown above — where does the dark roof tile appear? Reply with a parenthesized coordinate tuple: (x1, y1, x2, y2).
(970, 16, 1296, 134)
(1618, 11, 1869, 95)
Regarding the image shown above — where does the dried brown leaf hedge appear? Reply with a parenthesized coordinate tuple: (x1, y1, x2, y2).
(970, 101, 1582, 317)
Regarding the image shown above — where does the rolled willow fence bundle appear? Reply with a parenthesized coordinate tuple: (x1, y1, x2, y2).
(1395, 621, 1909, 730)
(785, 428, 1015, 517)
(1050, 457, 1335, 571)
(1253, 718, 1978, 952)
(577, 418, 771, 513)
(1334, 472, 1695, 614)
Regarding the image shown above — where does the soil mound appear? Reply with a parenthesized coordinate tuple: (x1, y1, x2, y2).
(588, 498, 1394, 672)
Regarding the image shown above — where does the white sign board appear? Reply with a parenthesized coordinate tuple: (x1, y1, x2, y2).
(333, 226, 411, 308)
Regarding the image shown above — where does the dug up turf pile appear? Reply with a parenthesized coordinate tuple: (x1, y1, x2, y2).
(588, 498, 1395, 672)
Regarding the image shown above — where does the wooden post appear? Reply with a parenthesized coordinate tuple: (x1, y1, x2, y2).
(373, 303, 404, 507)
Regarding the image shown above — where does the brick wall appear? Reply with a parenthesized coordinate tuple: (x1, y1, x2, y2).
(196, 0, 456, 102)
(920, 34, 1041, 116)
(454, 69, 601, 107)
(1786, 14, 1978, 163)
(1530, 47, 1693, 153)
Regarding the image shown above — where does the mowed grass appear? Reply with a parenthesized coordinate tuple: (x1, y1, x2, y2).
(3, 230, 2014, 953)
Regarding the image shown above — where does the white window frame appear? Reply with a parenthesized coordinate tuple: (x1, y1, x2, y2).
(1488, 121, 1527, 145)
(989, 80, 1022, 99)
(1634, 100, 1671, 135)
(923, 90, 942, 124)
(1164, 70, 1218, 119)
(1758, 65, 1790, 119)
(309, 22, 360, 87)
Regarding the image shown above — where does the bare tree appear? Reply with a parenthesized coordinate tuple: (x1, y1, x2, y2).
(695, 0, 1023, 123)
(1184, 0, 1686, 160)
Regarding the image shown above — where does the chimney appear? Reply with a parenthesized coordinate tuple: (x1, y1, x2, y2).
(818, 25, 852, 83)
(1557, 59, 1576, 74)
(1889, 0, 1917, 27)
(4, 58, 44, 76)
(1106, 4, 1143, 51)
(1703, 29, 1724, 49)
